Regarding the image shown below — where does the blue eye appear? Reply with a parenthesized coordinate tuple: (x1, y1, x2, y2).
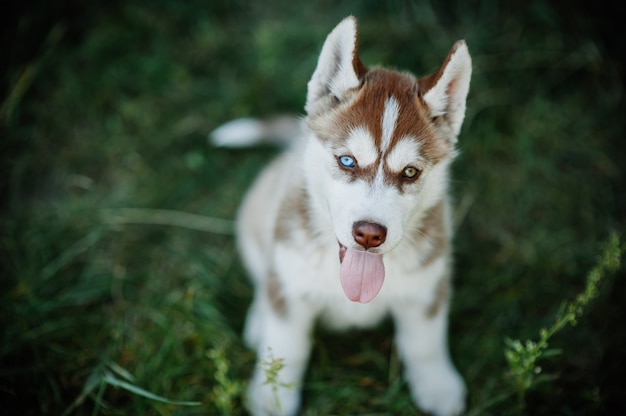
(338, 155, 356, 168)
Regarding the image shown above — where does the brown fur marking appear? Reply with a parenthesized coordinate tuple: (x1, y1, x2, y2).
(419, 202, 448, 267)
(275, 187, 312, 242)
(348, 16, 369, 80)
(267, 269, 287, 316)
(345, 69, 452, 165)
(426, 273, 450, 318)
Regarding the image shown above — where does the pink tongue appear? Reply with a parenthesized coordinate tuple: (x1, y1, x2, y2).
(339, 248, 385, 303)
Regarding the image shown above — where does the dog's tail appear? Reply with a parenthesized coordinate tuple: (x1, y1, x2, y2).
(209, 115, 303, 148)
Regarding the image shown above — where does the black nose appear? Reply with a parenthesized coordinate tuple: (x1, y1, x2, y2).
(352, 221, 387, 249)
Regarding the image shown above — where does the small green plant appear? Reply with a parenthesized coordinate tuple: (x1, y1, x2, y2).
(207, 347, 245, 415)
(504, 232, 623, 414)
(259, 348, 297, 416)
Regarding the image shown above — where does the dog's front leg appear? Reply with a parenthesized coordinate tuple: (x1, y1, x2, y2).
(391, 298, 466, 416)
(246, 297, 315, 416)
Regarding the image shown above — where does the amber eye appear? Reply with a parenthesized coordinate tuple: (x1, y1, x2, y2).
(403, 166, 420, 179)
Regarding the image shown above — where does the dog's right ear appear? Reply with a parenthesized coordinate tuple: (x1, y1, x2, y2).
(305, 16, 367, 116)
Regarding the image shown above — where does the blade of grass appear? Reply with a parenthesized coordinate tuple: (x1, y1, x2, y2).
(61, 365, 106, 416)
(41, 228, 105, 281)
(105, 361, 136, 383)
(101, 208, 234, 235)
(103, 369, 202, 406)
(1, 23, 65, 123)
(91, 376, 107, 416)
(63, 363, 201, 415)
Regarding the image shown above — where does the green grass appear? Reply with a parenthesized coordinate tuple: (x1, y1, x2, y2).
(2, 1, 624, 415)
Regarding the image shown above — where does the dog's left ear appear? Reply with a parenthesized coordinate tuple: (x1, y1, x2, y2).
(419, 41, 472, 141)
(305, 16, 367, 116)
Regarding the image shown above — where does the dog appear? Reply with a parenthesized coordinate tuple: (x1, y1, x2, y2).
(211, 16, 471, 416)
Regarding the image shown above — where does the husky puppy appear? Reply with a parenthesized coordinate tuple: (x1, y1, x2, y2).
(211, 16, 471, 416)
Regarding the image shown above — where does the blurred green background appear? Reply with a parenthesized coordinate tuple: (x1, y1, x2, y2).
(1, 1, 624, 415)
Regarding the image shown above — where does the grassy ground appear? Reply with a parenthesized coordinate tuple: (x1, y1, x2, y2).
(2, 1, 625, 415)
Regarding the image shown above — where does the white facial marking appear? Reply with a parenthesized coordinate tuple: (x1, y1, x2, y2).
(381, 96, 400, 153)
(386, 137, 422, 172)
(345, 126, 378, 167)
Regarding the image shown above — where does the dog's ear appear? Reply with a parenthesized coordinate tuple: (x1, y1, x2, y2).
(419, 41, 472, 141)
(305, 16, 367, 115)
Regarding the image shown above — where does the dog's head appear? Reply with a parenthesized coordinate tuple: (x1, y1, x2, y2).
(302, 17, 471, 303)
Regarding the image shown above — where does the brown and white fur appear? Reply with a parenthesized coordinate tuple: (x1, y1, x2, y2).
(211, 16, 471, 416)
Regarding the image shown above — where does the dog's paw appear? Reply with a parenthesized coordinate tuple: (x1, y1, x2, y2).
(408, 364, 466, 416)
(246, 373, 301, 416)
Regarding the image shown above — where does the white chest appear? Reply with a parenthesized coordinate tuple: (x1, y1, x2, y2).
(273, 240, 447, 330)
